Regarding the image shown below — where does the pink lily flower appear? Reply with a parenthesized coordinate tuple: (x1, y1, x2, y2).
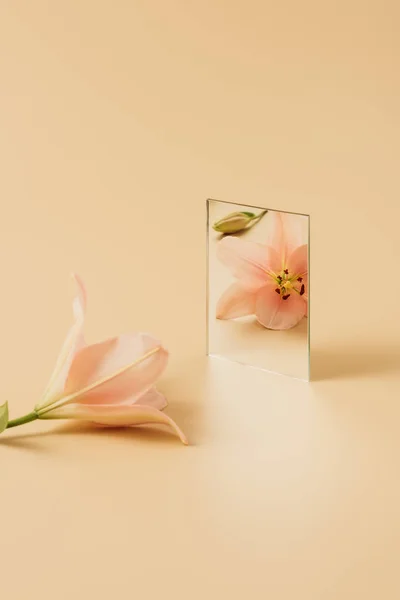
(216, 211, 308, 330)
(34, 275, 188, 444)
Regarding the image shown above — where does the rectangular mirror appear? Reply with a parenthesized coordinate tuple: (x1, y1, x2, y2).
(207, 199, 310, 380)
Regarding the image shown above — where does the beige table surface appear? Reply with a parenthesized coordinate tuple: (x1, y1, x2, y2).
(0, 2, 399, 599)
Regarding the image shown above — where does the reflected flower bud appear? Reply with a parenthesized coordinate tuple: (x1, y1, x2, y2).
(212, 210, 267, 234)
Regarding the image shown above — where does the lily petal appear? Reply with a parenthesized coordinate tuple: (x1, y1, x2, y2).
(41, 403, 188, 444)
(255, 282, 306, 330)
(216, 236, 280, 289)
(302, 278, 309, 317)
(287, 244, 308, 277)
(267, 212, 308, 265)
(134, 386, 168, 410)
(216, 283, 257, 319)
(38, 273, 86, 409)
(58, 333, 168, 407)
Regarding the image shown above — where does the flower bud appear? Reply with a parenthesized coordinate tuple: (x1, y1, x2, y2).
(213, 211, 259, 234)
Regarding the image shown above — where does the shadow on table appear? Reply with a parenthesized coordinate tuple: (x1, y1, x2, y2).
(311, 341, 400, 381)
(0, 422, 178, 450)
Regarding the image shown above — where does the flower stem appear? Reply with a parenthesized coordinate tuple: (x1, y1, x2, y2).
(6, 411, 39, 429)
(251, 209, 268, 223)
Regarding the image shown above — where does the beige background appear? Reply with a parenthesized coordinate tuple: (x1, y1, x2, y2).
(0, 1, 399, 598)
(208, 200, 309, 379)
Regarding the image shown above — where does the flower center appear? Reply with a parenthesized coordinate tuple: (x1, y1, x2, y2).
(273, 270, 305, 300)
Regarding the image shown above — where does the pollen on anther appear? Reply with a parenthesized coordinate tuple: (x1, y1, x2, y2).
(300, 284, 305, 296)
(284, 269, 289, 275)
(282, 294, 290, 300)
(297, 277, 303, 282)
(275, 288, 281, 294)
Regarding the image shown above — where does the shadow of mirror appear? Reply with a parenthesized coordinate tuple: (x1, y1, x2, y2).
(311, 342, 400, 381)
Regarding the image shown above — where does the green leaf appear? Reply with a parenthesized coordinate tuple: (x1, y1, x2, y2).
(241, 212, 256, 217)
(0, 402, 9, 434)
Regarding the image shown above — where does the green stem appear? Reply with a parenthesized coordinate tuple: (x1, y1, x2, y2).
(250, 209, 268, 223)
(6, 411, 39, 429)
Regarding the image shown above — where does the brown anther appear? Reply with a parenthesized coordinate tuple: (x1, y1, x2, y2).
(282, 294, 290, 300)
(284, 269, 289, 275)
(275, 288, 281, 294)
(297, 277, 303, 282)
(277, 275, 282, 282)
(300, 284, 305, 296)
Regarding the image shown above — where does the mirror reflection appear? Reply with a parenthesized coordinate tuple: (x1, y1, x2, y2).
(207, 199, 310, 380)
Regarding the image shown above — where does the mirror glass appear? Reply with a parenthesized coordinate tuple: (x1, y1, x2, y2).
(207, 199, 310, 380)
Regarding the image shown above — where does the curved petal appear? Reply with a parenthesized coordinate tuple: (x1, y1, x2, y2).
(255, 283, 306, 330)
(216, 283, 257, 319)
(299, 275, 308, 317)
(41, 403, 188, 444)
(286, 247, 308, 318)
(134, 386, 168, 410)
(287, 244, 308, 277)
(38, 273, 86, 409)
(216, 236, 280, 289)
(267, 212, 308, 265)
(61, 333, 168, 407)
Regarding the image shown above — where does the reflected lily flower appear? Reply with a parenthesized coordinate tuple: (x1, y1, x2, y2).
(216, 211, 308, 330)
